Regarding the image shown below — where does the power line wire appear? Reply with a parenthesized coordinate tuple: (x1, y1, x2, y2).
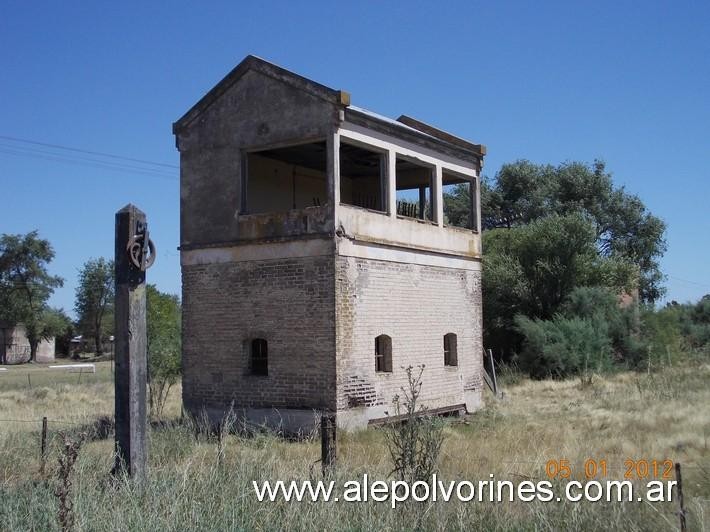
(0, 142, 176, 174)
(0, 143, 177, 178)
(0, 134, 178, 169)
(0, 146, 178, 181)
(667, 275, 710, 289)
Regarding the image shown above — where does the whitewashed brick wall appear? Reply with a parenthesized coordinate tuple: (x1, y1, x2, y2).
(335, 256, 483, 418)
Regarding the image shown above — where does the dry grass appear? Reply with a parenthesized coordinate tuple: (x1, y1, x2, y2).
(0, 361, 708, 530)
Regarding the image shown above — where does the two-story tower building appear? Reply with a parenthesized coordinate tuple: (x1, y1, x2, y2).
(174, 56, 485, 432)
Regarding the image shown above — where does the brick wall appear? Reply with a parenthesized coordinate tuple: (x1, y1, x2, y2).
(181, 253, 337, 415)
(335, 256, 483, 417)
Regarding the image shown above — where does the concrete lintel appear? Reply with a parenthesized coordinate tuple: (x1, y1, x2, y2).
(344, 109, 483, 166)
(181, 237, 334, 266)
(338, 122, 478, 178)
(396, 115, 486, 156)
(337, 204, 482, 259)
(337, 238, 481, 271)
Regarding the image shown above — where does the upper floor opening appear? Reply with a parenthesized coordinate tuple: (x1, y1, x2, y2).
(174, 55, 484, 253)
(339, 140, 386, 213)
(236, 129, 482, 256)
(240, 135, 480, 230)
(243, 141, 327, 214)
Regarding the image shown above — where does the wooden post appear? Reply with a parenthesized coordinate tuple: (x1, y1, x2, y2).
(418, 186, 426, 220)
(113, 204, 152, 482)
(487, 349, 498, 397)
(27, 373, 32, 390)
(321, 413, 336, 475)
(217, 424, 224, 466)
(40, 416, 48, 476)
(675, 462, 686, 532)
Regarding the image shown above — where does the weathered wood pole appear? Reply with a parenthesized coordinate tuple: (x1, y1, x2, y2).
(113, 204, 151, 481)
(675, 462, 686, 532)
(40, 416, 48, 476)
(321, 413, 336, 475)
(487, 349, 498, 397)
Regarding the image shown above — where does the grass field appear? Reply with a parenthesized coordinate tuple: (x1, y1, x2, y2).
(0, 360, 708, 531)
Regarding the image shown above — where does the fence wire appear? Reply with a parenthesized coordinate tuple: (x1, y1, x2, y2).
(0, 418, 107, 427)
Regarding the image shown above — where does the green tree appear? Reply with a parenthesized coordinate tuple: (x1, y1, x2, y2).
(482, 160, 667, 302)
(0, 231, 64, 362)
(483, 213, 635, 354)
(442, 183, 473, 228)
(53, 310, 77, 358)
(74, 258, 114, 355)
(41, 307, 73, 349)
(147, 285, 181, 419)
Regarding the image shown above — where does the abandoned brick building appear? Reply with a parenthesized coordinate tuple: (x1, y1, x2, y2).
(174, 55, 485, 431)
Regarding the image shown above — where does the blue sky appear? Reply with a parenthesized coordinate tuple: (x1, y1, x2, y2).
(1, 1, 709, 316)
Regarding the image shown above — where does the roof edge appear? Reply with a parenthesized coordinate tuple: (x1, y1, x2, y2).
(345, 107, 484, 164)
(396, 115, 486, 157)
(173, 55, 349, 134)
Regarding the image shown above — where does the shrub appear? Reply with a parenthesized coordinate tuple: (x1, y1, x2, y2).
(55, 432, 86, 532)
(640, 295, 710, 366)
(561, 286, 645, 365)
(383, 366, 444, 482)
(147, 285, 181, 420)
(639, 304, 683, 366)
(685, 295, 710, 348)
(515, 314, 612, 378)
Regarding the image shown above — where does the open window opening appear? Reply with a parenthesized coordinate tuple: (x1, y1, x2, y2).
(244, 141, 327, 214)
(396, 156, 434, 221)
(339, 141, 386, 212)
(442, 170, 477, 230)
(444, 333, 458, 367)
(375, 334, 392, 373)
(250, 338, 268, 376)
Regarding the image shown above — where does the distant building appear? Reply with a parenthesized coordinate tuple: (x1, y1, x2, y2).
(0, 322, 55, 364)
(174, 56, 485, 432)
(68, 335, 112, 357)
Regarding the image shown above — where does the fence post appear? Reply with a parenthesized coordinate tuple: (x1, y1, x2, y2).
(321, 413, 336, 475)
(487, 349, 498, 397)
(40, 416, 48, 476)
(675, 462, 686, 532)
(27, 373, 32, 390)
(217, 424, 224, 466)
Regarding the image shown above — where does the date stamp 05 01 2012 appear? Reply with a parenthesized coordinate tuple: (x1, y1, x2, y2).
(545, 459, 675, 481)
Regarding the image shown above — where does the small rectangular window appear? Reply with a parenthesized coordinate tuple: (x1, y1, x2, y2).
(444, 333, 458, 367)
(250, 338, 268, 376)
(375, 334, 392, 373)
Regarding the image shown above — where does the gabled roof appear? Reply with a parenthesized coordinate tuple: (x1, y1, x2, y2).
(173, 55, 351, 133)
(173, 55, 485, 160)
